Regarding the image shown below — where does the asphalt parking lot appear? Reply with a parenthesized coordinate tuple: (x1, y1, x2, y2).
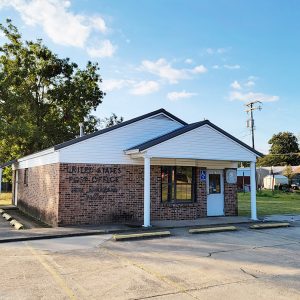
(0, 224, 300, 300)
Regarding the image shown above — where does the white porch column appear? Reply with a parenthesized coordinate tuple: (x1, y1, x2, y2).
(143, 156, 151, 227)
(0, 168, 2, 193)
(250, 161, 258, 220)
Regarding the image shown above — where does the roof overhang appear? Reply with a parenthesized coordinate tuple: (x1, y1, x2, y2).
(0, 159, 18, 168)
(124, 120, 264, 161)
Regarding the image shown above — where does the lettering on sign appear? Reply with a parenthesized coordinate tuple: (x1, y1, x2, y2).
(66, 166, 123, 198)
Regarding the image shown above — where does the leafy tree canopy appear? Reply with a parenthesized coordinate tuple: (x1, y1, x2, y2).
(101, 113, 124, 128)
(0, 20, 121, 181)
(283, 165, 294, 183)
(257, 132, 300, 166)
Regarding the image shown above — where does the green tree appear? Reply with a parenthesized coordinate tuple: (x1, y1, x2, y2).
(0, 20, 105, 180)
(283, 165, 295, 184)
(101, 113, 124, 128)
(257, 132, 300, 166)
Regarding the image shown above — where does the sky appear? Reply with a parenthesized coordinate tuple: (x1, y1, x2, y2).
(0, 0, 299, 154)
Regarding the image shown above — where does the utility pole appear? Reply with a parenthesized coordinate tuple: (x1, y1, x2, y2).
(245, 100, 262, 149)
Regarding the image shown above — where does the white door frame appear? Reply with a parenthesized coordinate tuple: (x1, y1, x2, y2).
(206, 169, 224, 216)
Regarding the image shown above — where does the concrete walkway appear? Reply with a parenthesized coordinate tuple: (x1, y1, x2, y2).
(263, 214, 300, 222)
(0, 215, 256, 243)
(152, 216, 253, 228)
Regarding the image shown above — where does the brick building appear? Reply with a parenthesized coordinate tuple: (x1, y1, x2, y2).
(0, 109, 262, 226)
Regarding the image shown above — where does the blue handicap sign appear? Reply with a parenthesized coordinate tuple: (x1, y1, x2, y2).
(200, 170, 206, 181)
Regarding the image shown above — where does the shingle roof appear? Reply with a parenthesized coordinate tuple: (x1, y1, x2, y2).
(126, 119, 263, 157)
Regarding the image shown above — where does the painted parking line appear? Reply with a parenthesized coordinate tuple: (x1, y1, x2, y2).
(25, 242, 79, 300)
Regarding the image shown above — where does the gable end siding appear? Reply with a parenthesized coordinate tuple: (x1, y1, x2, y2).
(59, 115, 184, 164)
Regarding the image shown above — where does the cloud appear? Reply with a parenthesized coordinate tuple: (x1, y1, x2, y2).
(90, 16, 107, 33)
(206, 47, 230, 55)
(140, 58, 207, 84)
(140, 58, 188, 84)
(230, 80, 242, 90)
(212, 65, 220, 69)
(206, 48, 214, 55)
(130, 81, 160, 95)
(191, 65, 207, 74)
(167, 90, 198, 101)
(245, 80, 255, 87)
(1, 0, 110, 49)
(87, 40, 116, 58)
(185, 58, 193, 64)
(224, 64, 240, 70)
(102, 79, 133, 92)
(229, 91, 279, 103)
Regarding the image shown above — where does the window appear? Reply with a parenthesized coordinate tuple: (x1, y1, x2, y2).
(24, 168, 28, 186)
(161, 166, 196, 202)
(208, 174, 221, 194)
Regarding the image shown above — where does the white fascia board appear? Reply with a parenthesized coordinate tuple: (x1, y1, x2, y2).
(17, 147, 55, 162)
(124, 149, 140, 155)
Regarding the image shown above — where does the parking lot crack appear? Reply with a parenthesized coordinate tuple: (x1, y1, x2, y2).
(240, 267, 259, 278)
(207, 247, 249, 257)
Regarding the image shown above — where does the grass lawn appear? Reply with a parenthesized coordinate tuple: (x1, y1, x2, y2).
(238, 190, 300, 217)
(0, 192, 12, 206)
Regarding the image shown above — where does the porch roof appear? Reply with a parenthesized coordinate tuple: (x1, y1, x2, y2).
(125, 119, 263, 158)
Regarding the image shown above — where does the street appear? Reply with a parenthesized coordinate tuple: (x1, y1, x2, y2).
(0, 225, 300, 300)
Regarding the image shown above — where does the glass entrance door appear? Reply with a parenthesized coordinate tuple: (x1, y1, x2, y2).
(207, 170, 224, 216)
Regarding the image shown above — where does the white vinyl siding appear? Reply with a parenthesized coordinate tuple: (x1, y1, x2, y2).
(17, 151, 59, 169)
(145, 125, 257, 162)
(59, 114, 183, 164)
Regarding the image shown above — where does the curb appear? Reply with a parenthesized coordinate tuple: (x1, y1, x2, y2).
(0, 228, 133, 244)
(10, 219, 24, 230)
(250, 222, 290, 229)
(113, 231, 171, 241)
(2, 213, 12, 221)
(189, 226, 238, 234)
(0, 220, 279, 244)
(1, 208, 25, 230)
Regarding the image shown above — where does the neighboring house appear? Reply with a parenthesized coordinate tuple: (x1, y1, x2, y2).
(0, 109, 262, 227)
(263, 175, 289, 189)
(291, 166, 300, 186)
(238, 165, 300, 190)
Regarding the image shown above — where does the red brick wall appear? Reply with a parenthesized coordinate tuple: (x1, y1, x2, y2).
(16, 163, 237, 226)
(58, 164, 144, 225)
(58, 164, 209, 226)
(17, 164, 59, 226)
(224, 169, 238, 216)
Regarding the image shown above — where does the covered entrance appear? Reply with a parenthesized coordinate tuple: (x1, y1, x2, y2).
(125, 119, 262, 227)
(207, 170, 224, 216)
